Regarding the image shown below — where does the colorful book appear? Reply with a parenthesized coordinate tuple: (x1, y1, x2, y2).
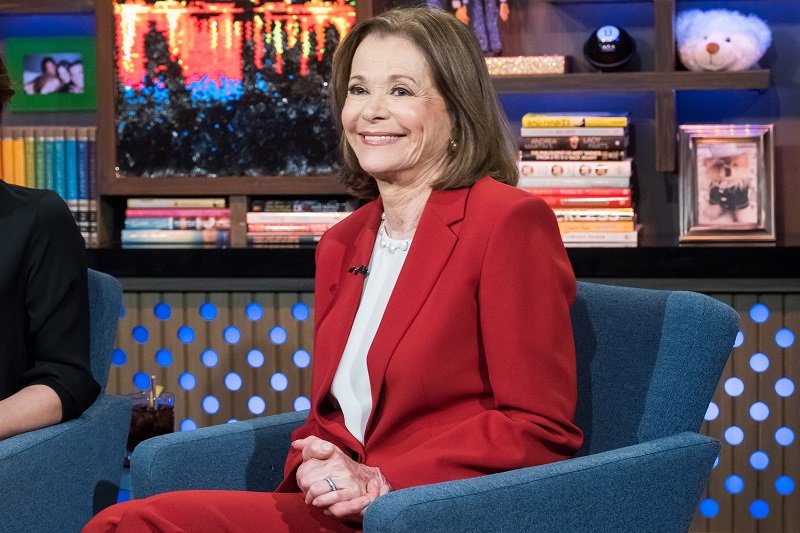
(558, 220, 636, 232)
(523, 187, 631, 197)
(519, 159, 632, 178)
(76, 128, 91, 235)
(125, 208, 231, 218)
(536, 196, 631, 208)
(247, 233, 322, 245)
(124, 217, 232, 230)
(121, 229, 230, 245)
(43, 128, 55, 191)
(0, 129, 13, 183)
(12, 128, 26, 187)
(65, 128, 79, 219)
(520, 126, 627, 137)
(522, 113, 630, 128)
(520, 136, 628, 151)
(52, 128, 67, 200)
(246, 211, 351, 224)
(518, 176, 631, 189)
(520, 150, 627, 161)
(245, 223, 335, 233)
(23, 129, 36, 189)
(553, 208, 635, 222)
(127, 198, 227, 208)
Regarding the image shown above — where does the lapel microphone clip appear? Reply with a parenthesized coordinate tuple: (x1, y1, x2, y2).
(348, 264, 369, 276)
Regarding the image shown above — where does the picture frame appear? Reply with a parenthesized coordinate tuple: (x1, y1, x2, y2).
(4, 36, 96, 112)
(678, 124, 775, 244)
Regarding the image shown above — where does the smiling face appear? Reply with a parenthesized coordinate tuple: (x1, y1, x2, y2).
(341, 34, 453, 188)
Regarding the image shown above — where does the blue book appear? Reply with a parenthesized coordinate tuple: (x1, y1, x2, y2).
(43, 129, 54, 191)
(34, 129, 46, 190)
(64, 128, 79, 221)
(52, 128, 67, 200)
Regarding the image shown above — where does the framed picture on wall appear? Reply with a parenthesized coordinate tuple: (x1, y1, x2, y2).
(4, 36, 96, 111)
(678, 124, 775, 244)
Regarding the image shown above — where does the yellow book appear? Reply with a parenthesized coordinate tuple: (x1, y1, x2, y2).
(522, 113, 630, 128)
(558, 219, 635, 233)
(12, 128, 26, 187)
(1, 128, 15, 184)
(23, 128, 36, 189)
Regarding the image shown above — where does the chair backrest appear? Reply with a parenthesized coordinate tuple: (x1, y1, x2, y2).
(571, 281, 739, 456)
(88, 269, 123, 391)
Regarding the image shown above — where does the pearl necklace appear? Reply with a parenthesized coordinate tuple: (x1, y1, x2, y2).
(378, 214, 411, 254)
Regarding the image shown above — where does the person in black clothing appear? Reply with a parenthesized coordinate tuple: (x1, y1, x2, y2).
(0, 55, 99, 440)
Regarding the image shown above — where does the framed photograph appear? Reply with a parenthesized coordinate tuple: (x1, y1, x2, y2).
(4, 36, 96, 112)
(679, 124, 775, 244)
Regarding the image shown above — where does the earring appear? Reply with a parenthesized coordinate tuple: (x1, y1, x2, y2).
(448, 139, 458, 152)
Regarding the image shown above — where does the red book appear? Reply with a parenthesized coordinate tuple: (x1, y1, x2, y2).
(537, 196, 632, 208)
(523, 187, 631, 197)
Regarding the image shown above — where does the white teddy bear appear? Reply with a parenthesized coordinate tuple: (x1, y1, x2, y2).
(676, 9, 772, 71)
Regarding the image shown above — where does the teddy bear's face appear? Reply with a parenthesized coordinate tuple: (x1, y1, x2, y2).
(681, 31, 761, 71)
(703, 153, 752, 189)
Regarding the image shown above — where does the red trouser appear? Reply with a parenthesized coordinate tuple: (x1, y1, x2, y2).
(83, 490, 361, 533)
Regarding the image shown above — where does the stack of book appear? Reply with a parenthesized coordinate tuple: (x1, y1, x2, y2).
(247, 198, 356, 246)
(516, 113, 638, 247)
(0, 126, 98, 247)
(122, 198, 231, 248)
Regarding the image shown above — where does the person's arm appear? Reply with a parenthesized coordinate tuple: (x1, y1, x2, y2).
(13, 191, 99, 435)
(0, 385, 61, 440)
(376, 195, 582, 489)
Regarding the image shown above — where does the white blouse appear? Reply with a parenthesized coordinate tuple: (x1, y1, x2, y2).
(331, 223, 411, 443)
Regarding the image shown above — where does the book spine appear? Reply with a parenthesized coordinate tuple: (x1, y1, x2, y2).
(125, 208, 231, 218)
(52, 128, 67, 200)
(558, 220, 635, 232)
(126, 198, 228, 208)
(522, 187, 631, 197)
(43, 128, 55, 192)
(34, 129, 45, 190)
(121, 229, 230, 245)
(246, 223, 334, 233)
(521, 114, 630, 128)
(76, 128, 90, 237)
(520, 150, 627, 161)
(23, 129, 36, 188)
(0, 128, 14, 183)
(520, 126, 627, 137)
(518, 177, 630, 188)
(520, 136, 627, 151)
(553, 208, 635, 221)
(250, 199, 356, 212)
(245, 212, 350, 224)
(536, 196, 632, 208)
(12, 128, 26, 187)
(561, 230, 639, 242)
(65, 128, 79, 220)
(518, 159, 632, 178)
(124, 217, 232, 230)
(87, 128, 97, 248)
(246, 233, 322, 244)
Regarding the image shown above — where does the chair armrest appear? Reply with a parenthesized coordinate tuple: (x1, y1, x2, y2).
(0, 394, 130, 532)
(131, 410, 307, 498)
(364, 432, 719, 533)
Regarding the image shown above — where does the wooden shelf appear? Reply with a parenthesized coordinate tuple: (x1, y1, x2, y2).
(491, 70, 771, 94)
(101, 175, 349, 196)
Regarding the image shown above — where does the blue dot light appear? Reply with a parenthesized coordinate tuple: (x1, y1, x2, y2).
(155, 349, 172, 367)
(725, 475, 744, 494)
(291, 302, 310, 321)
(725, 426, 744, 446)
(201, 349, 219, 368)
(750, 451, 769, 470)
(132, 326, 149, 344)
(154, 302, 171, 320)
(225, 372, 242, 391)
(294, 396, 311, 411)
(749, 353, 769, 373)
(775, 378, 795, 397)
(749, 303, 769, 323)
(699, 499, 719, 519)
(270, 372, 288, 391)
(775, 328, 795, 348)
(246, 302, 263, 321)
(248, 396, 266, 415)
(270, 326, 287, 345)
(750, 500, 769, 519)
(224, 326, 241, 344)
(725, 377, 744, 397)
(177, 325, 195, 344)
(179, 372, 196, 391)
(112, 349, 127, 366)
(200, 302, 218, 320)
(293, 349, 311, 368)
(247, 349, 265, 368)
(133, 372, 150, 390)
(733, 331, 744, 348)
(202, 395, 220, 414)
(775, 475, 795, 496)
(749, 402, 769, 422)
(180, 419, 197, 431)
(775, 427, 794, 446)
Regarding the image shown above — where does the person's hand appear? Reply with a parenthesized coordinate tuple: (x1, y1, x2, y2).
(499, 2, 510, 22)
(293, 437, 392, 520)
(455, 6, 469, 25)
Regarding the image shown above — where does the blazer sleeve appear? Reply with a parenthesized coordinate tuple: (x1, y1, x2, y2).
(21, 191, 100, 421)
(377, 195, 583, 489)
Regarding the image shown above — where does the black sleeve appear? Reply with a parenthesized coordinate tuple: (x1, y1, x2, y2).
(22, 190, 100, 421)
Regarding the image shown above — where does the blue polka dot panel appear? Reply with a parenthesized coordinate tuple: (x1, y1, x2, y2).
(108, 291, 314, 430)
(692, 293, 799, 532)
(108, 290, 798, 532)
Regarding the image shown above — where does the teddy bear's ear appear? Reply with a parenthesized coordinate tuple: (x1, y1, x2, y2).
(746, 13, 773, 54)
(676, 9, 704, 44)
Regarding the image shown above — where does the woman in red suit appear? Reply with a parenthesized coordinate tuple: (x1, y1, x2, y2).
(86, 7, 581, 532)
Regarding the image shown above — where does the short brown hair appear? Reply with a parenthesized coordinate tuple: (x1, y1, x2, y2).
(330, 8, 518, 199)
(0, 55, 15, 114)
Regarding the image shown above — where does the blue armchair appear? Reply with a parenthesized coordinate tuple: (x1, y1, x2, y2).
(0, 269, 130, 532)
(131, 281, 739, 532)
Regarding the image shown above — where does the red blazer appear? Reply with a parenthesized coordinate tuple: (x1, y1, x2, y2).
(278, 177, 582, 491)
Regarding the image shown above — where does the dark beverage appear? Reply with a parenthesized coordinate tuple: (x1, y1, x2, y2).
(125, 392, 175, 467)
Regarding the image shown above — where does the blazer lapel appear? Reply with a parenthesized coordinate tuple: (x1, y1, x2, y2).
(363, 186, 469, 439)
